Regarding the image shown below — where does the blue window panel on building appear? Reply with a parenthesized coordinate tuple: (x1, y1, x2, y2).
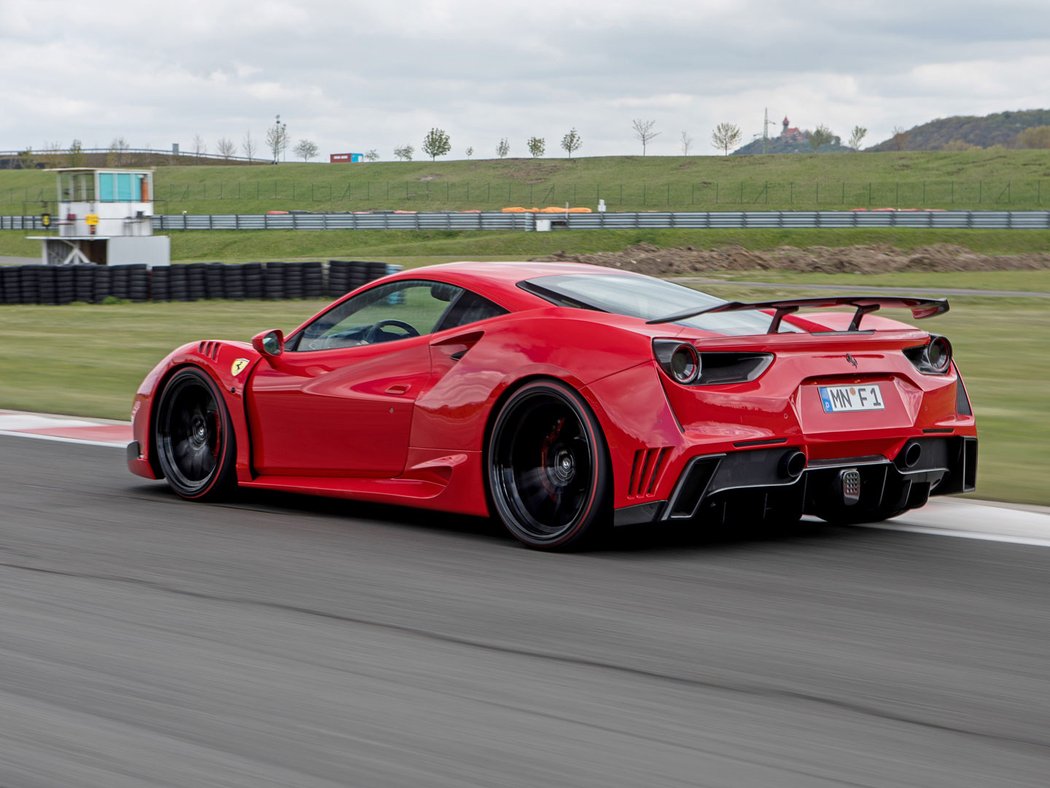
(99, 173, 115, 201)
(117, 173, 132, 200)
(99, 173, 143, 202)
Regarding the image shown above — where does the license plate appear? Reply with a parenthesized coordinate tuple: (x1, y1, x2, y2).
(818, 384, 885, 413)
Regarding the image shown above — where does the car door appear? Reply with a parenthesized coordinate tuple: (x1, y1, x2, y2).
(247, 280, 456, 478)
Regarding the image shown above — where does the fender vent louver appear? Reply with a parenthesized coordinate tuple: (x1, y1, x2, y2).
(628, 447, 672, 498)
(197, 341, 220, 360)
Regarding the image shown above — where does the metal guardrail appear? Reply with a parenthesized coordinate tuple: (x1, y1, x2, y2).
(3, 210, 1050, 233)
(154, 211, 537, 231)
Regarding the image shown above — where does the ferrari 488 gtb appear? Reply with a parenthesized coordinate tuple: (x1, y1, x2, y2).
(129, 262, 977, 549)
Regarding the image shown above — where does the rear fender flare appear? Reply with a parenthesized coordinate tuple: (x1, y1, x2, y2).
(481, 373, 615, 515)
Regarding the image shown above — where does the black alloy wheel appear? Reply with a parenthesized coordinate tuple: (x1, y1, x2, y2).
(155, 367, 236, 500)
(488, 381, 610, 550)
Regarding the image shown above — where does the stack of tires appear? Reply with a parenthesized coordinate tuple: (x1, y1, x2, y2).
(263, 262, 285, 300)
(19, 266, 40, 304)
(127, 264, 150, 302)
(37, 266, 59, 305)
(223, 264, 246, 300)
(185, 263, 207, 301)
(302, 261, 324, 298)
(54, 266, 76, 305)
(327, 260, 388, 297)
(93, 266, 111, 303)
(73, 265, 96, 302)
(242, 263, 264, 299)
(0, 267, 19, 304)
(327, 260, 354, 296)
(110, 265, 130, 301)
(169, 264, 190, 302)
(281, 262, 305, 300)
(151, 265, 171, 302)
(0, 260, 399, 306)
(204, 263, 226, 299)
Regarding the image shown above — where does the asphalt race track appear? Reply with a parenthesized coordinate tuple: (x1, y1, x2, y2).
(2, 434, 1048, 787)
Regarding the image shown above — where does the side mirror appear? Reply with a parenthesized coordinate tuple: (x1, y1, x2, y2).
(251, 329, 285, 358)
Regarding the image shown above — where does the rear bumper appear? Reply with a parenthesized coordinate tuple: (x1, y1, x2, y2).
(613, 436, 977, 526)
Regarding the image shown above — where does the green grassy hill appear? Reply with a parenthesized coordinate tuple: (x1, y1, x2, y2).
(4, 150, 1050, 214)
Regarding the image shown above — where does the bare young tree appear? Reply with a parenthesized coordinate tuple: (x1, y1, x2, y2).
(632, 119, 660, 155)
(711, 122, 742, 156)
(680, 130, 693, 156)
(192, 134, 207, 159)
(242, 130, 257, 160)
(394, 144, 414, 161)
(67, 139, 84, 167)
(527, 136, 545, 158)
(561, 128, 582, 158)
(891, 126, 910, 151)
(848, 126, 868, 151)
(266, 115, 288, 163)
(365, 149, 380, 161)
(293, 139, 319, 162)
(216, 137, 237, 160)
(465, 146, 474, 158)
(17, 147, 36, 170)
(496, 138, 510, 158)
(107, 136, 130, 166)
(41, 140, 63, 166)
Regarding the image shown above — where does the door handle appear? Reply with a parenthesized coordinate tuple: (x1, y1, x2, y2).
(385, 383, 411, 395)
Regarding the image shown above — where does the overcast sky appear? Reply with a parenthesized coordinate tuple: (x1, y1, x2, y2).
(2, 0, 1049, 160)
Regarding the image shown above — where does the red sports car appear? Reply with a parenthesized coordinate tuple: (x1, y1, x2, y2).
(128, 261, 977, 550)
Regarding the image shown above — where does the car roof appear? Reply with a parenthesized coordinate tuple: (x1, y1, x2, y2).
(385, 260, 643, 308)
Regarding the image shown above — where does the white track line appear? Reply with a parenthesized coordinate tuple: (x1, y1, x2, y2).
(852, 521, 1050, 548)
(0, 430, 128, 448)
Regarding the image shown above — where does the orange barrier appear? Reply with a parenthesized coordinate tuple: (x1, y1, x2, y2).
(502, 206, 594, 213)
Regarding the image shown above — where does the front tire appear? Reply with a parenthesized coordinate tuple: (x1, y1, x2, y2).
(154, 367, 237, 501)
(487, 381, 610, 550)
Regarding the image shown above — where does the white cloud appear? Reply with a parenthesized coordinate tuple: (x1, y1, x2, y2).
(1, 0, 1048, 156)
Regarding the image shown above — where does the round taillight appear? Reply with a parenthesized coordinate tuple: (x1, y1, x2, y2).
(925, 336, 952, 373)
(669, 344, 701, 384)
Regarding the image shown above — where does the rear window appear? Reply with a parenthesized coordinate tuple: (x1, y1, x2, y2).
(520, 273, 780, 335)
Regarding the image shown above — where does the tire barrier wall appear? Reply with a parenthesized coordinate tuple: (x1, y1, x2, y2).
(0, 260, 397, 306)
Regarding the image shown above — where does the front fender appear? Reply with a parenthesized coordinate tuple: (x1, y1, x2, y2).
(128, 340, 262, 481)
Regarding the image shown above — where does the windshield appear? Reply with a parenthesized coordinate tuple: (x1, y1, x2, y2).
(520, 273, 780, 335)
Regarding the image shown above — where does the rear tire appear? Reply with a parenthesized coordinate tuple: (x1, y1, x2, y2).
(487, 381, 610, 550)
(154, 367, 237, 501)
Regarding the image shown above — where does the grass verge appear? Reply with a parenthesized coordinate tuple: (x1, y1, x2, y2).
(5, 150, 1050, 213)
(4, 227, 1050, 263)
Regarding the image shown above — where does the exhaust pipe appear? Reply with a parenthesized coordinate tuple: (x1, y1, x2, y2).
(779, 450, 807, 479)
(897, 441, 922, 469)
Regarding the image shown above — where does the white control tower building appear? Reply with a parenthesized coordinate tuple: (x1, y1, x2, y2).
(30, 168, 171, 266)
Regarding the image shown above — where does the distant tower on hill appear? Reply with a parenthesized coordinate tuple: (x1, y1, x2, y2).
(782, 116, 790, 135)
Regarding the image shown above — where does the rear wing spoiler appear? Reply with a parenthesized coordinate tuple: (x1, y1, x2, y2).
(646, 296, 949, 333)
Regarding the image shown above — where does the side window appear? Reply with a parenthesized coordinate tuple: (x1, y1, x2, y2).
(433, 289, 508, 331)
(293, 281, 465, 351)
